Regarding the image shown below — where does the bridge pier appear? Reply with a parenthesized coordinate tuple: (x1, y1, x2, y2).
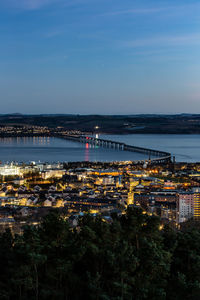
(61, 135, 172, 164)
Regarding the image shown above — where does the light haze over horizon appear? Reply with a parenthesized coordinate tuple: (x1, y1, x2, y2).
(0, 0, 200, 114)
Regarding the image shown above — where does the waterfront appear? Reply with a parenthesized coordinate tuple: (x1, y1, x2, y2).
(0, 136, 148, 163)
(0, 134, 200, 162)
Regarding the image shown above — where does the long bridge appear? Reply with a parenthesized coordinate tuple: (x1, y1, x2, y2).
(60, 135, 172, 164)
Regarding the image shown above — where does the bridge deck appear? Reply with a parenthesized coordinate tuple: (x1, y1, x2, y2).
(60, 135, 172, 163)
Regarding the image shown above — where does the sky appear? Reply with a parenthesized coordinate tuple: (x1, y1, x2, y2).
(0, 0, 200, 114)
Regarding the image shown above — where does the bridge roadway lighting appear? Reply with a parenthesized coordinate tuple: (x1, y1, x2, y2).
(65, 134, 172, 163)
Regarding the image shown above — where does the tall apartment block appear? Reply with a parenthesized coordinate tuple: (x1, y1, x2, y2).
(192, 187, 200, 219)
(177, 192, 194, 223)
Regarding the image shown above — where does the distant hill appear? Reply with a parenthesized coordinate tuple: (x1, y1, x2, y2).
(0, 114, 200, 134)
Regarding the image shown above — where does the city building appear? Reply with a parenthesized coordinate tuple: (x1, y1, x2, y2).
(177, 192, 194, 223)
(192, 187, 200, 219)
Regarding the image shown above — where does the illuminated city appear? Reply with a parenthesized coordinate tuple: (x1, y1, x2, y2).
(1, 0, 200, 298)
(1, 150, 200, 233)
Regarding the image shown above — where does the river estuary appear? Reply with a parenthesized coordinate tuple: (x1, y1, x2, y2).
(0, 134, 199, 163)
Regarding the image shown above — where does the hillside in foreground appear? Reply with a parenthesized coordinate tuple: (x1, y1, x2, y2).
(1, 208, 200, 300)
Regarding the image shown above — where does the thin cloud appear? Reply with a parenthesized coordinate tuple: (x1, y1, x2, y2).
(1, 0, 63, 10)
(102, 3, 200, 18)
(1, 0, 94, 10)
(102, 7, 165, 17)
(45, 28, 67, 38)
(122, 33, 200, 48)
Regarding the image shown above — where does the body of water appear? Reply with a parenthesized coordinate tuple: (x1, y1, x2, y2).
(0, 135, 199, 163)
(101, 134, 200, 162)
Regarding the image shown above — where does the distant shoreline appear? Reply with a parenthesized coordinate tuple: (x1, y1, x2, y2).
(1, 114, 200, 134)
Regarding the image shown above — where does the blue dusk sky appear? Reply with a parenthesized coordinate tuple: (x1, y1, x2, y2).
(0, 0, 200, 114)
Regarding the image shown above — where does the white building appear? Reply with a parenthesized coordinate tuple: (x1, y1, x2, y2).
(0, 164, 21, 176)
(102, 176, 115, 185)
(41, 169, 66, 179)
(177, 192, 194, 223)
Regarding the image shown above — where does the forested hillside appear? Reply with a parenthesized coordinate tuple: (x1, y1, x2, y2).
(0, 208, 200, 300)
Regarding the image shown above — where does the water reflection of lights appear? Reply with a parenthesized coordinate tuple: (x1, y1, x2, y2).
(0, 136, 50, 146)
(85, 143, 90, 161)
(0, 137, 14, 145)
